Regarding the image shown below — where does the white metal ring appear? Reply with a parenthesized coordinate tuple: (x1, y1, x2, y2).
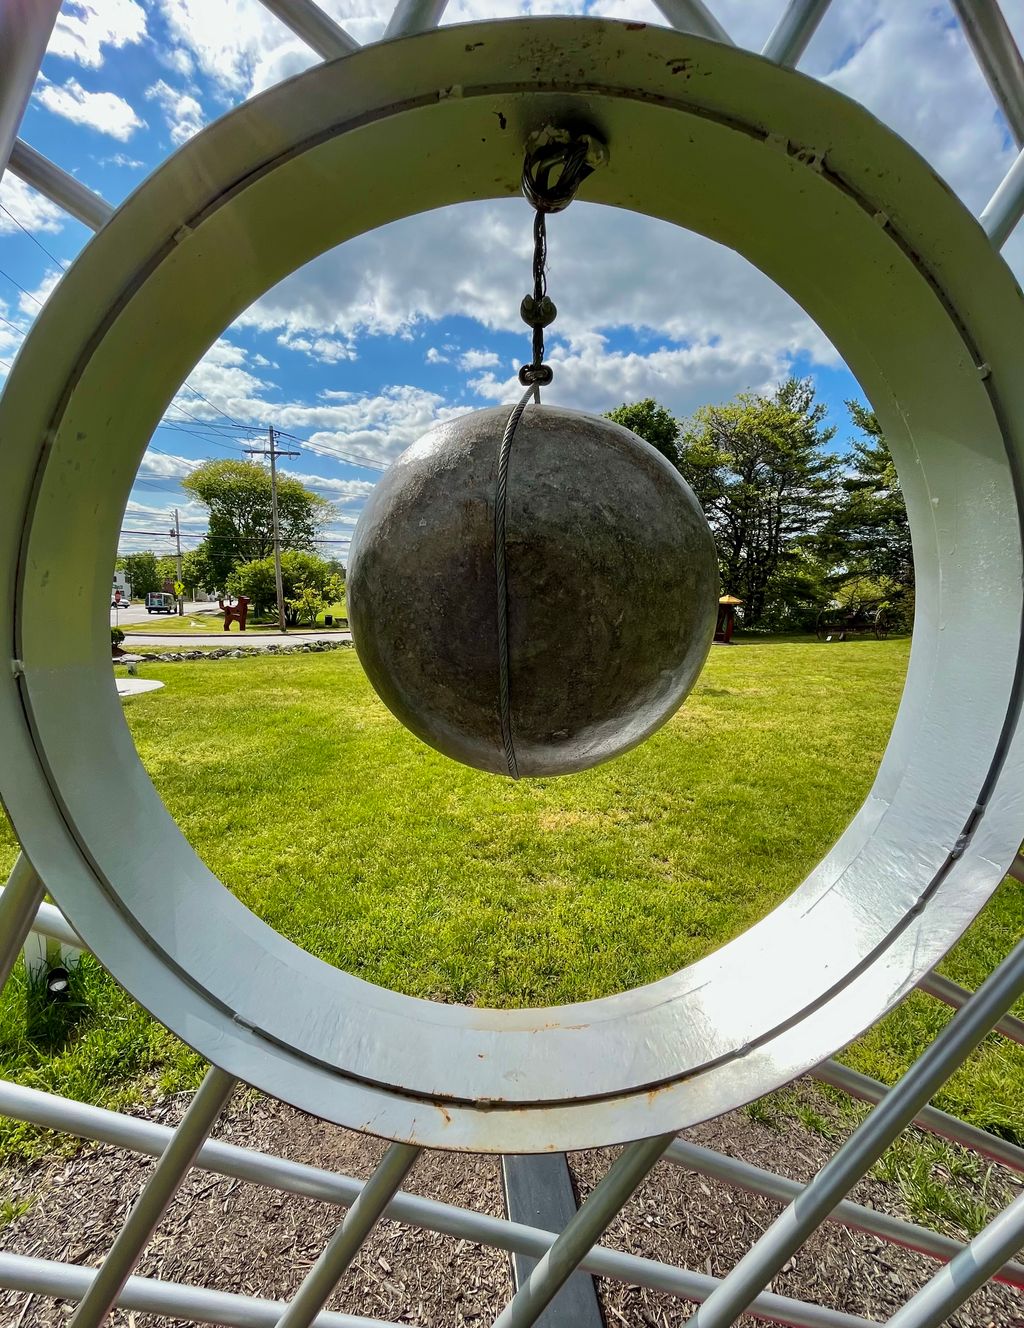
(1, 17, 1023, 1152)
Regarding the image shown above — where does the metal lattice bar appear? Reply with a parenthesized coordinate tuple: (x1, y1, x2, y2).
(885, 1189, 1024, 1328)
(20, 893, 81, 949)
(0, 857, 44, 989)
(917, 968, 1024, 1046)
(0, 0, 61, 178)
(981, 143, 1024, 247)
(0, 1079, 878, 1328)
(813, 1060, 1024, 1172)
(949, 0, 1024, 147)
(11, 887, 1022, 1289)
(0, 1253, 401, 1328)
(691, 936, 1024, 1327)
(275, 1142, 422, 1328)
(7, 139, 113, 231)
(491, 1133, 676, 1328)
(761, 0, 833, 66)
(256, 0, 360, 59)
(69, 1066, 237, 1327)
(383, 0, 451, 41)
(663, 1137, 1024, 1289)
(651, 0, 732, 44)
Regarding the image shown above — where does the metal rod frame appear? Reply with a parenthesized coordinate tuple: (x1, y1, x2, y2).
(257, 0, 359, 60)
(949, 0, 1024, 147)
(275, 1142, 422, 1328)
(0, 858, 44, 990)
(691, 938, 1024, 1326)
(383, 0, 451, 41)
(981, 143, 1024, 248)
(885, 1189, 1024, 1328)
(13, 883, 1024, 1295)
(492, 1133, 676, 1328)
(69, 1066, 237, 1327)
(8, 138, 113, 232)
(4, 6, 1024, 1328)
(0, 0, 62, 182)
(761, 0, 833, 67)
(650, 0, 731, 44)
(0, 1070, 988, 1328)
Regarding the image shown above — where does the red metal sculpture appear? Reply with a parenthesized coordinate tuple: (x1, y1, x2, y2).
(218, 595, 249, 632)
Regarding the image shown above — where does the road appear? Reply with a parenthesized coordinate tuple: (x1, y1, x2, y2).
(112, 601, 352, 649)
(110, 599, 212, 628)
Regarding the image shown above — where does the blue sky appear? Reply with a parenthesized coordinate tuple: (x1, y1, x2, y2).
(2, 0, 1023, 565)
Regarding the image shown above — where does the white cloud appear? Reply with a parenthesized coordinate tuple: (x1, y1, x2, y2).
(271, 385, 472, 468)
(162, 342, 465, 471)
(153, 0, 320, 98)
(459, 348, 501, 371)
(819, 2, 1015, 216)
(145, 80, 206, 146)
(239, 199, 838, 393)
(48, 0, 147, 68)
(0, 174, 65, 235)
(0, 298, 29, 364)
(470, 332, 787, 419)
(16, 271, 63, 318)
(281, 470, 375, 504)
(170, 338, 272, 422)
(35, 77, 145, 141)
(138, 449, 196, 480)
(98, 152, 145, 169)
(164, 46, 196, 79)
(276, 331, 357, 363)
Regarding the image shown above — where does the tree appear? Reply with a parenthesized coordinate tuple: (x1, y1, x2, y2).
(821, 401, 913, 589)
(156, 555, 178, 588)
(120, 551, 161, 598)
(288, 585, 326, 627)
(325, 571, 346, 609)
(182, 459, 333, 588)
(227, 550, 335, 620)
(227, 558, 277, 617)
(181, 545, 218, 596)
(605, 398, 681, 465)
(678, 378, 840, 628)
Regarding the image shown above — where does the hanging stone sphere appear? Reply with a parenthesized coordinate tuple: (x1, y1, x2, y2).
(347, 405, 719, 777)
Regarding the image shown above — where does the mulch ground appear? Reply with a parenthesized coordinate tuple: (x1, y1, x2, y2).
(1, 1080, 1022, 1328)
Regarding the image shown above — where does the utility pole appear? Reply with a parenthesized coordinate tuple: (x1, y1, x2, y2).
(169, 508, 184, 615)
(245, 426, 300, 632)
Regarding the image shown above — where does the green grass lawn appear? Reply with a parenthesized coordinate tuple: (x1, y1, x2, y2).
(2, 637, 1022, 1164)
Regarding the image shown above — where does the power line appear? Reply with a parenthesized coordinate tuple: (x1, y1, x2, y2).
(0, 310, 25, 338)
(179, 380, 247, 429)
(0, 250, 385, 477)
(155, 422, 251, 453)
(165, 400, 220, 427)
(0, 201, 69, 271)
(0, 263, 44, 308)
(119, 527, 353, 546)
